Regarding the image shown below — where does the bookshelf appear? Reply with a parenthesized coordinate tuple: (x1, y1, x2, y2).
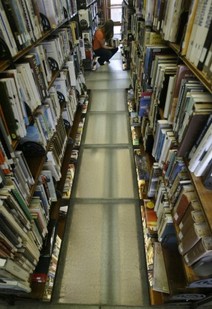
(0, 0, 92, 303)
(124, 0, 212, 306)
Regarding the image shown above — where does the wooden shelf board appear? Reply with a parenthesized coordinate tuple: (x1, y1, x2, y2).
(190, 173, 212, 231)
(149, 287, 164, 305)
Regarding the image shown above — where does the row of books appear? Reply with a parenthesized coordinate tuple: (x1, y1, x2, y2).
(0, 176, 42, 293)
(140, 200, 157, 288)
(31, 232, 62, 301)
(151, 169, 212, 277)
(173, 183, 212, 276)
(0, 0, 78, 57)
(0, 57, 79, 148)
(0, 60, 87, 299)
(152, 117, 212, 180)
(134, 0, 188, 42)
(134, 0, 212, 78)
(142, 45, 212, 179)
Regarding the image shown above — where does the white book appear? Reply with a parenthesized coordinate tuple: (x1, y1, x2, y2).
(168, 0, 183, 42)
(34, 115, 48, 147)
(194, 144, 212, 177)
(187, 0, 211, 64)
(54, 78, 69, 102)
(164, 75, 176, 119)
(16, 63, 41, 111)
(42, 103, 56, 132)
(20, 0, 36, 42)
(24, 0, 41, 41)
(145, 0, 154, 26)
(32, 45, 52, 83)
(42, 39, 62, 69)
(193, 0, 212, 66)
(49, 87, 61, 119)
(41, 170, 57, 202)
(158, 131, 176, 168)
(44, 98, 57, 127)
(188, 123, 212, 172)
(162, 0, 174, 40)
(43, 161, 61, 182)
(65, 61, 77, 86)
(0, 258, 29, 282)
(3, 69, 29, 127)
(36, 0, 59, 28)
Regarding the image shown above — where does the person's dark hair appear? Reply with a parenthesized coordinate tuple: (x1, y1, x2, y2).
(101, 19, 114, 41)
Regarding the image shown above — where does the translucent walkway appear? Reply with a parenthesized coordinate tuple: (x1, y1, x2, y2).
(53, 52, 150, 307)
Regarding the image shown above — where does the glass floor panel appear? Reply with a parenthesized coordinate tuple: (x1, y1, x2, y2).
(56, 202, 146, 306)
(84, 113, 129, 145)
(86, 79, 130, 90)
(74, 147, 137, 199)
(89, 89, 127, 112)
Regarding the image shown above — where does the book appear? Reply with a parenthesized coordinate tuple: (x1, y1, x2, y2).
(32, 45, 52, 83)
(173, 187, 198, 225)
(202, 43, 212, 79)
(196, 20, 212, 70)
(184, 236, 212, 266)
(178, 221, 211, 256)
(22, 53, 47, 101)
(36, 0, 59, 28)
(181, 0, 198, 56)
(152, 120, 171, 158)
(158, 131, 177, 169)
(186, 0, 211, 63)
(178, 201, 204, 237)
(163, 75, 176, 119)
(177, 113, 211, 157)
(0, 199, 39, 261)
(20, 123, 47, 147)
(0, 193, 31, 233)
(173, 80, 204, 134)
(188, 123, 212, 173)
(0, 0, 18, 56)
(1, 0, 28, 50)
(15, 62, 41, 111)
(168, 65, 193, 124)
(189, 114, 212, 159)
(0, 278, 31, 293)
(163, 0, 183, 42)
(0, 257, 29, 281)
(192, 0, 212, 67)
(14, 151, 34, 186)
(153, 242, 169, 293)
(193, 144, 212, 177)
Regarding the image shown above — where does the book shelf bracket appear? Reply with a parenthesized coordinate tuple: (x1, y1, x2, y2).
(40, 13, 51, 32)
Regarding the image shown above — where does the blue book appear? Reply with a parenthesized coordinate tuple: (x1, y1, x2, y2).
(138, 97, 150, 117)
(20, 123, 44, 145)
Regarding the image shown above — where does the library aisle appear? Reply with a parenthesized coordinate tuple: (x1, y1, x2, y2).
(52, 50, 150, 307)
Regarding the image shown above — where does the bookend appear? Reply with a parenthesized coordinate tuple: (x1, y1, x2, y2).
(40, 13, 51, 32)
(57, 91, 66, 104)
(48, 57, 59, 71)
(19, 141, 46, 157)
(63, 119, 71, 129)
(0, 37, 14, 63)
(63, 7, 68, 19)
